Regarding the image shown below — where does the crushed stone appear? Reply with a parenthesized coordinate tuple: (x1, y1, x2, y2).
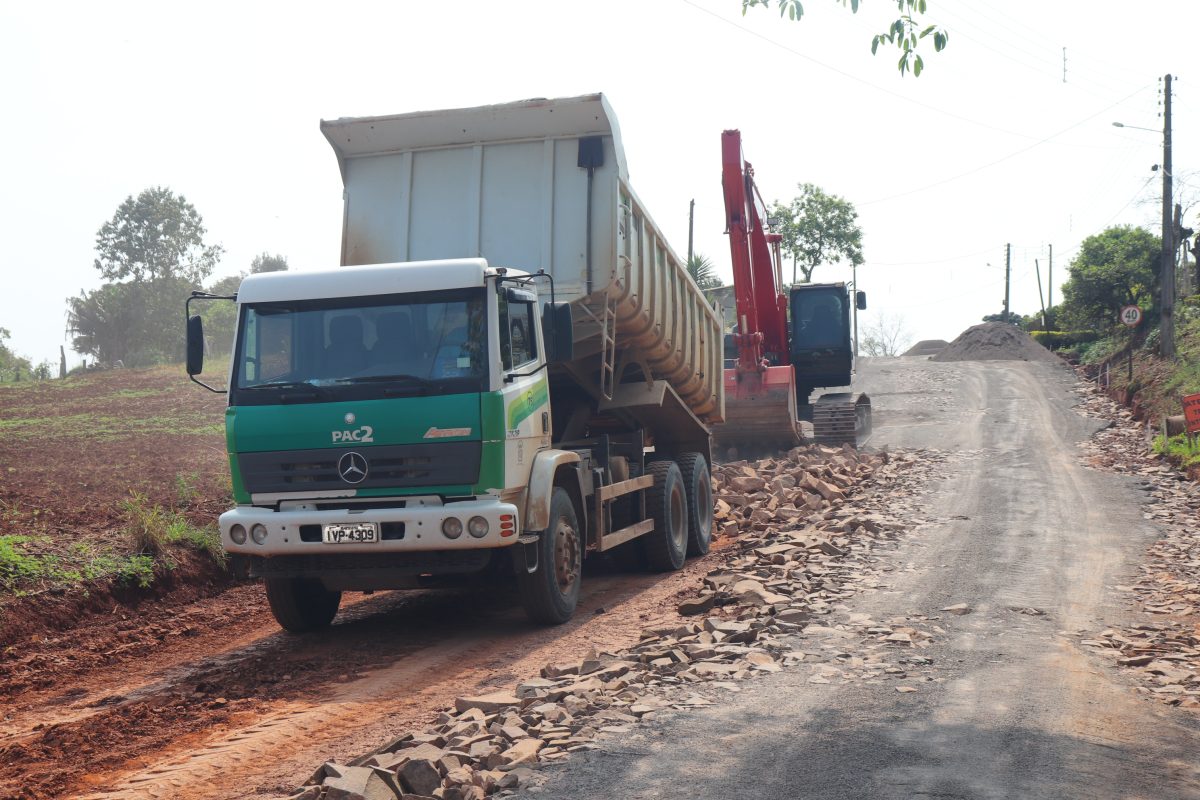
(931, 322, 1060, 364)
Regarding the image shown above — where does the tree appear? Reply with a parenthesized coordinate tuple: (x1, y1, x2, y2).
(686, 254, 722, 290)
(68, 187, 224, 367)
(1059, 226, 1159, 331)
(982, 310, 1023, 325)
(67, 278, 195, 367)
(200, 273, 244, 358)
(0, 328, 33, 382)
(250, 252, 288, 274)
(771, 184, 864, 284)
(94, 187, 223, 285)
(743, 0, 948, 76)
(860, 313, 910, 357)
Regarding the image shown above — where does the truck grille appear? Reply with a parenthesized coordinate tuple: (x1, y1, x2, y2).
(238, 442, 481, 495)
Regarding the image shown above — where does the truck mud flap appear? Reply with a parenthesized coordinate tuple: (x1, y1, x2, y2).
(511, 533, 541, 575)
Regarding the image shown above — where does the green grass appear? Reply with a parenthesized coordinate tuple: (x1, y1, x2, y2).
(0, 491, 224, 596)
(1152, 433, 1200, 470)
(121, 491, 224, 565)
(0, 535, 159, 592)
(173, 471, 201, 509)
(0, 412, 221, 441)
(110, 388, 172, 399)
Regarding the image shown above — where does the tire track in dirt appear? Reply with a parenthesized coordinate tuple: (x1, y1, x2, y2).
(3, 547, 721, 800)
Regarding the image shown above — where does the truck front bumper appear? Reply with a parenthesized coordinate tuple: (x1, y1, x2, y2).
(219, 496, 519, 556)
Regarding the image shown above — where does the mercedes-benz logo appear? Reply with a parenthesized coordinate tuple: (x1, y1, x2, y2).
(337, 451, 368, 484)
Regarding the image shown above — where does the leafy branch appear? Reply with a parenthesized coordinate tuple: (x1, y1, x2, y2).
(742, 0, 949, 77)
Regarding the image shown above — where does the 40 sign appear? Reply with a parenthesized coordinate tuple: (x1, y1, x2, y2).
(1120, 305, 1143, 327)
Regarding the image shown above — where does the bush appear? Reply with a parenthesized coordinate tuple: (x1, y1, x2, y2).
(122, 491, 174, 556)
(1078, 335, 1125, 365)
(1030, 330, 1100, 350)
(121, 490, 224, 565)
(1153, 432, 1200, 470)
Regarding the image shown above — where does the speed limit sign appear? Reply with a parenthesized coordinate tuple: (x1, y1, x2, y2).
(1119, 305, 1143, 327)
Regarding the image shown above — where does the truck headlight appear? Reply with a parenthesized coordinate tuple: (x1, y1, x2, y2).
(468, 516, 489, 538)
(230, 524, 247, 545)
(250, 524, 269, 545)
(442, 517, 463, 539)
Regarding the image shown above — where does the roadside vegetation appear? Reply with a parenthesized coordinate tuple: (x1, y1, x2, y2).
(0, 359, 230, 613)
(976, 222, 1200, 477)
(0, 484, 225, 597)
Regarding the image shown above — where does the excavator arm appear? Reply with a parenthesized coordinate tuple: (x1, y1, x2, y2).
(713, 130, 803, 455)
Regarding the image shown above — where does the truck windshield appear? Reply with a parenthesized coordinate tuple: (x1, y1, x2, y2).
(232, 289, 486, 404)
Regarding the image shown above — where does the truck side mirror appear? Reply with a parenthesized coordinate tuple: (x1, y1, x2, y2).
(542, 302, 574, 364)
(856, 291, 867, 311)
(186, 315, 205, 376)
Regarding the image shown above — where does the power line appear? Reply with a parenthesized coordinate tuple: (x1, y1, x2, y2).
(679, 0, 1065, 143)
(860, 84, 1152, 206)
(868, 244, 1005, 267)
(957, 0, 1131, 87)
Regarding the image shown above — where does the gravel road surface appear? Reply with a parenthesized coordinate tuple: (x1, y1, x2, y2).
(523, 357, 1200, 800)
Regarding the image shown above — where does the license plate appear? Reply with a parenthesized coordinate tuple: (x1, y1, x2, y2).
(322, 522, 379, 544)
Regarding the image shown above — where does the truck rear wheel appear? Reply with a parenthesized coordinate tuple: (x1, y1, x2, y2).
(644, 460, 688, 572)
(678, 452, 713, 556)
(264, 577, 342, 633)
(518, 486, 581, 624)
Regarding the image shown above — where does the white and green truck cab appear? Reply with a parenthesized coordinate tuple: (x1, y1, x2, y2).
(187, 95, 725, 632)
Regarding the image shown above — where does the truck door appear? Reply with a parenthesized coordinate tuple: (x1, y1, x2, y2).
(498, 288, 552, 483)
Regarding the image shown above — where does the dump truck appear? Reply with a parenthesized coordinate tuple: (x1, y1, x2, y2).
(186, 94, 724, 632)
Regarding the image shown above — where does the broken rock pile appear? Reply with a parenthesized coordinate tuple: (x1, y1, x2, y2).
(1076, 381, 1200, 710)
(293, 445, 940, 800)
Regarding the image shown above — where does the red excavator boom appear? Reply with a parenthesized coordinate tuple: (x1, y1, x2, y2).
(715, 130, 803, 453)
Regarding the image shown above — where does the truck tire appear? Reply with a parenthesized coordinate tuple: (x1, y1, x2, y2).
(517, 486, 582, 624)
(264, 577, 342, 633)
(678, 452, 713, 556)
(644, 460, 688, 572)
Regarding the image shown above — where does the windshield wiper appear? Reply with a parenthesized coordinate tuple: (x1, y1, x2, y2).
(240, 380, 328, 402)
(334, 374, 438, 391)
(242, 380, 319, 391)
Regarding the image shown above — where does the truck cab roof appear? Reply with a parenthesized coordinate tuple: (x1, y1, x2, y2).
(235, 259, 502, 304)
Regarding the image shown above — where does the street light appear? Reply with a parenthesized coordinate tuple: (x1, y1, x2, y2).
(1112, 121, 1160, 133)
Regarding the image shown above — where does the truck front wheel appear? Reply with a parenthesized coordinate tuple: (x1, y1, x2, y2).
(264, 577, 342, 633)
(644, 460, 688, 572)
(517, 487, 582, 624)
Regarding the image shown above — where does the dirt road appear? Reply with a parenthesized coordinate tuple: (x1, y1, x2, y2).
(0, 546, 724, 799)
(525, 357, 1200, 799)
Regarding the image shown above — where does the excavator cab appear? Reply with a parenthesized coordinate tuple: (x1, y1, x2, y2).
(788, 282, 870, 444)
(789, 283, 854, 390)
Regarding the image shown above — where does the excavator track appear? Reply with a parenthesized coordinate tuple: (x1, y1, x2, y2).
(812, 392, 872, 446)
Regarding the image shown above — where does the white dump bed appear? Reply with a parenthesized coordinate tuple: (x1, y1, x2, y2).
(321, 94, 723, 425)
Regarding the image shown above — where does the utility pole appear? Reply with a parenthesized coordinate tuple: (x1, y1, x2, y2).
(1004, 243, 1011, 321)
(1048, 244, 1053, 311)
(687, 199, 695, 265)
(1162, 73, 1176, 358)
(1035, 258, 1047, 329)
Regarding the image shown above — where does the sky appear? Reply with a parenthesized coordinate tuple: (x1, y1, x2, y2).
(2, 0, 1196, 367)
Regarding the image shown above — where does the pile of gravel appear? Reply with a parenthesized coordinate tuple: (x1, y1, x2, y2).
(902, 339, 950, 357)
(931, 322, 1060, 363)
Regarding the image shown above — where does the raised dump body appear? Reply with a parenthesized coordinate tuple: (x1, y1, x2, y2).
(321, 94, 724, 426)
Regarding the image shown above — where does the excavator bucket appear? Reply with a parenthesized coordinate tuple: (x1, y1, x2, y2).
(712, 365, 802, 458)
